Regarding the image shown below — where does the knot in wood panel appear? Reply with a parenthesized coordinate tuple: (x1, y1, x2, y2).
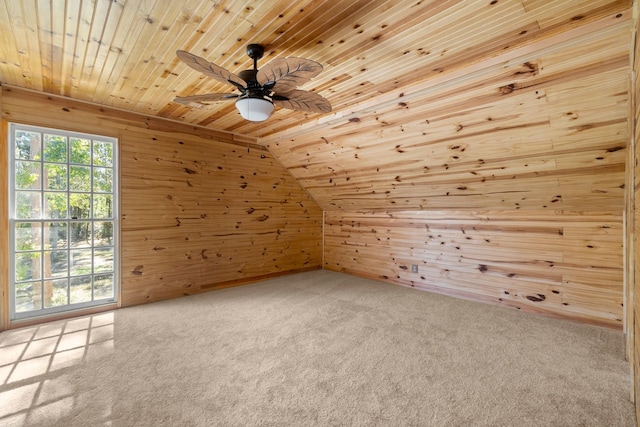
(514, 61, 538, 76)
(499, 83, 515, 94)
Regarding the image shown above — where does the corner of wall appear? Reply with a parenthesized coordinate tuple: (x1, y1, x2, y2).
(629, 0, 639, 414)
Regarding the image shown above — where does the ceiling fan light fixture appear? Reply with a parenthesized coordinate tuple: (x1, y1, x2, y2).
(174, 44, 331, 119)
(235, 97, 274, 122)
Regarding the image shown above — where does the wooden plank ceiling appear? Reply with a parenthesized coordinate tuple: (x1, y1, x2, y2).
(0, 0, 633, 211)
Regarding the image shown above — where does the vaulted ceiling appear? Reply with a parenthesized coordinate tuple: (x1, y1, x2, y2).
(0, 0, 634, 211)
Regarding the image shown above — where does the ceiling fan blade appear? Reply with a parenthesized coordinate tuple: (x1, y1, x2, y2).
(176, 50, 247, 90)
(257, 58, 323, 94)
(173, 93, 238, 108)
(272, 89, 332, 114)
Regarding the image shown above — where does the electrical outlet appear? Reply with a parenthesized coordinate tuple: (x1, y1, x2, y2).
(411, 264, 418, 273)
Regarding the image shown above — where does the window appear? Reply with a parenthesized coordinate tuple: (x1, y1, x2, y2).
(9, 124, 118, 320)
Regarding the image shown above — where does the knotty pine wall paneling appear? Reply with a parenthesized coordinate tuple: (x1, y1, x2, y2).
(632, 0, 640, 417)
(324, 210, 623, 328)
(625, 0, 637, 405)
(119, 130, 322, 304)
(625, 66, 636, 403)
(267, 10, 632, 329)
(0, 86, 322, 329)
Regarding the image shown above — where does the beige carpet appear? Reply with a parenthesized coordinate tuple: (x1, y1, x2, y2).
(0, 269, 635, 426)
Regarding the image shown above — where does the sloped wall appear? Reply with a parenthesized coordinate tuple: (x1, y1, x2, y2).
(267, 12, 631, 328)
(0, 86, 322, 328)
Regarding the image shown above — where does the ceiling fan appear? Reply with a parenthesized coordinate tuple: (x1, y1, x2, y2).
(173, 44, 332, 122)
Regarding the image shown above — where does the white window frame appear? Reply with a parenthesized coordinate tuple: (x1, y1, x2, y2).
(8, 123, 119, 320)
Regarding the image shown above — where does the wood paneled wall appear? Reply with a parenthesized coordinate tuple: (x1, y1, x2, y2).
(0, 86, 322, 329)
(258, 9, 633, 329)
(118, 130, 322, 305)
(631, 0, 640, 416)
(325, 210, 623, 328)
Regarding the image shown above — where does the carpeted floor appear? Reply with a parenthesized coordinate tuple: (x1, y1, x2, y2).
(0, 270, 635, 426)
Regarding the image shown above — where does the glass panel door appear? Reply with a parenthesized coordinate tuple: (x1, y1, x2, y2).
(9, 124, 118, 320)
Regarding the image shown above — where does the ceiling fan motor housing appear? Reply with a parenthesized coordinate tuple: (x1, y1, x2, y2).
(238, 69, 271, 99)
(238, 69, 259, 84)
